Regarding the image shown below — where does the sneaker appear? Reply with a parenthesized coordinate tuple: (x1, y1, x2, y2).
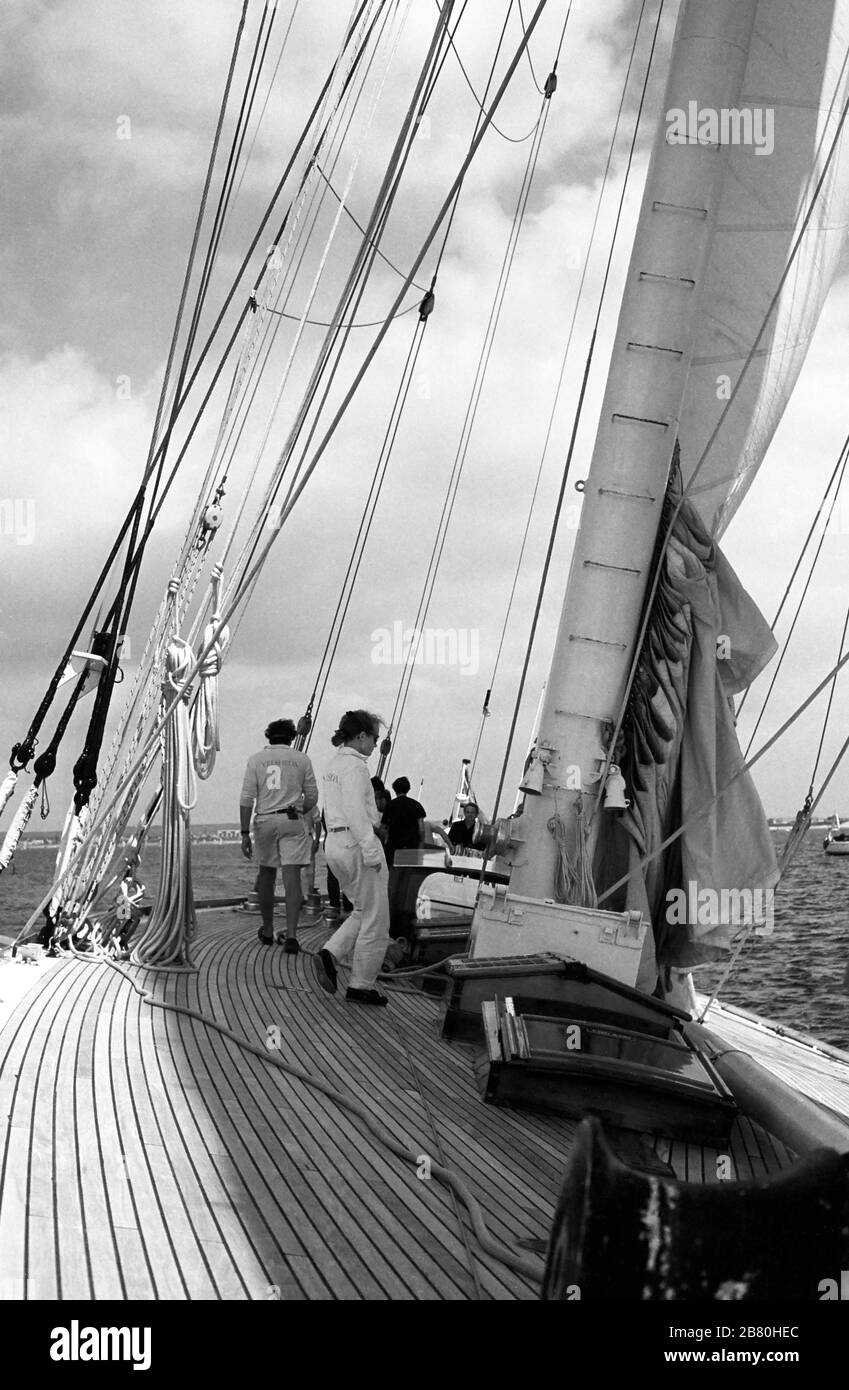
(345, 987, 388, 1007)
(257, 928, 275, 946)
(315, 948, 337, 994)
(283, 937, 300, 955)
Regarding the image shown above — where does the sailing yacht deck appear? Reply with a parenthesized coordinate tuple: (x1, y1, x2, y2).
(699, 996, 849, 1126)
(0, 909, 797, 1301)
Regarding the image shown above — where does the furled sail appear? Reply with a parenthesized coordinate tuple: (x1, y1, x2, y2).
(678, 0, 849, 536)
(563, 1, 849, 983)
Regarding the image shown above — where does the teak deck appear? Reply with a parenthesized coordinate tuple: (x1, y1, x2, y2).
(0, 909, 797, 1301)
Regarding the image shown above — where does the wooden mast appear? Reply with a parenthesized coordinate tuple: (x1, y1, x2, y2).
(471, 0, 760, 957)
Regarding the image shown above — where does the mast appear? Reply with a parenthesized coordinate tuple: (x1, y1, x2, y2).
(487, 0, 761, 902)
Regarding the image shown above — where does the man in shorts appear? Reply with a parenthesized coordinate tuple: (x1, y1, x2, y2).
(240, 719, 318, 952)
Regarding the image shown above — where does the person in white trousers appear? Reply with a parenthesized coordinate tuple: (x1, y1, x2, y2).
(315, 709, 390, 1007)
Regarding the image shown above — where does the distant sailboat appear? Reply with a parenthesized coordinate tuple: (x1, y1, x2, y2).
(823, 813, 849, 854)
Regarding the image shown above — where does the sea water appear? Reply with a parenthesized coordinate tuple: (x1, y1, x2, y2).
(1, 830, 846, 1049)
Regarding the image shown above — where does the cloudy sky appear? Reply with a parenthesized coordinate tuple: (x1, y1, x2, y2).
(3, 0, 849, 840)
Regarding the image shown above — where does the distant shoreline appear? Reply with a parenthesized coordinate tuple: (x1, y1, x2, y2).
(14, 829, 245, 850)
(12, 819, 837, 851)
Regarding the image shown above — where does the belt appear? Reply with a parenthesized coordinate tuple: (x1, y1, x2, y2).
(256, 810, 301, 820)
(327, 826, 350, 832)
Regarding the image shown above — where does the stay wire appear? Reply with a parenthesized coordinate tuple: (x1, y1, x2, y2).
(187, 0, 404, 674)
(68, 0, 271, 810)
(110, 0, 278, 685)
(300, 1, 479, 740)
(385, 0, 564, 771)
(265, 297, 421, 328)
(91, 2, 387, 644)
(517, 0, 544, 93)
(387, 97, 551, 762)
(5, 1, 252, 775)
(596, 644, 849, 911)
(19, 0, 554, 939)
(229, 0, 304, 213)
(150, 0, 279, 527)
(437, 0, 541, 141)
(743, 436, 849, 759)
(737, 434, 849, 721)
(233, 0, 457, 595)
(6, 2, 374, 772)
(203, 0, 399, 540)
(305, 318, 428, 742)
(811, 586, 849, 793)
(315, 164, 429, 293)
(302, 0, 469, 302)
(469, 0, 641, 786)
(487, 0, 660, 828)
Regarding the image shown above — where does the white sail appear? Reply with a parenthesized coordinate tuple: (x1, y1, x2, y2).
(679, 0, 849, 536)
(471, 0, 849, 986)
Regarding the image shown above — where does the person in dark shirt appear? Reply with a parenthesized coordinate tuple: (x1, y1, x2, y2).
(384, 776, 425, 866)
(448, 801, 479, 848)
(371, 777, 391, 863)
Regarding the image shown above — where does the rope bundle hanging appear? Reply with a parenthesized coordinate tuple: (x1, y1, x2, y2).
(190, 565, 230, 779)
(132, 600, 198, 970)
(0, 770, 18, 819)
(0, 784, 39, 874)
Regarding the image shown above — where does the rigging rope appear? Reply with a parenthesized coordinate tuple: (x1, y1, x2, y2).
(479, 0, 664, 830)
(593, 643, 849, 911)
(17, 0, 553, 940)
(437, 0, 547, 142)
(297, 3, 484, 742)
(314, 163, 429, 293)
(2, 1, 376, 806)
(0, 0, 253, 850)
(264, 297, 422, 329)
(131, 611, 198, 970)
(742, 436, 849, 757)
(468, 0, 647, 786)
(517, 0, 544, 94)
(56, 3, 390, 913)
(225, 0, 456, 606)
(304, 310, 431, 748)
(384, 6, 570, 777)
(736, 445, 849, 721)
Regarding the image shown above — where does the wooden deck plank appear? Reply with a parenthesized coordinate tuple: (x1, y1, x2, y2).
(201, 941, 401, 1297)
(201, 933, 506, 1297)
(1, 960, 93, 1300)
(52, 965, 97, 1300)
(145, 999, 284, 1300)
(72, 967, 134, 1299)
(203, 937, 474, 1298)
(276, 947, 566, 1231)
(225, 934, 536, 1296)
(232, 935, 548, 1299)
(111, 973, 221, 1299)
(114, 1226, 158, 1301)
(1, 908, 814, 1304)
(27, 1214, 59, 1301)
(0, 1124, 29, 1300)
(163, 991, 362, 1299)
